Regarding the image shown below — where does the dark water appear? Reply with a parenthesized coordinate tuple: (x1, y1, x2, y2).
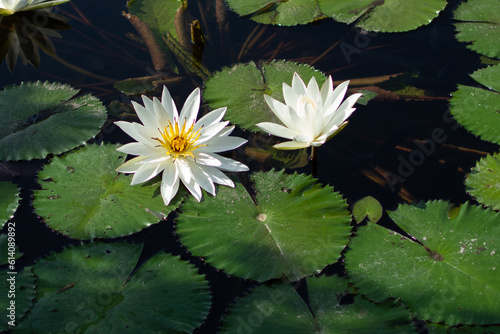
(1, 0, 498, 332)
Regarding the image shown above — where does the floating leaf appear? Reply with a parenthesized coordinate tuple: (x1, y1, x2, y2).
(345, 200, 500, 325)
(17, 242, 211, 333)
(466, 153, 500, 211)
(0, 234, 22, 266)
(0, 268, 36, 332)
(203, 60, 326, 132)
(450, 64, 500, 145)
(224, 0, 325, 26)
(176, 170, 351, 282)
(318, 0, 446, 33)
(221, 275, 415, 333)
(0, 82, 106, 161)
(0, 181, 20, 228)
(33, 144, 185, 240)
(352, 195, 383, 223)
(427, 322, 500, 334)
(454, 0, 500, 59)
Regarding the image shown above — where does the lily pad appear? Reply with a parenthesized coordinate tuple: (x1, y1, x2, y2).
(0, 268, 36, 332)
(224, 0, 325, 26)
(221, 275, 415, 333)
(203, 60, 326, 133)
(33, 144, 185, 240)
(0, 233, 22, 266)
(17, 242, 211, 333)
(450, 64, 500, 145)
(454, 0, 500, 59)
(466, 153, 500, 211)
(318, 0, 447, 33)
(0, 81, 107, 161)
(345, 200, 500, 325)
(176, 169, 352, 282)
(0, 181, 20, 228)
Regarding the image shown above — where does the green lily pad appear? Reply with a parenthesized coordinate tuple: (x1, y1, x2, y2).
(224, 0, 325, 26)
(221, 275, 415, 333)
(176, 169, 351, 282)
(427, 322, 500, 333)
(17, 242, 211, 333)
(203, 60, 326, 133)
(0, 233, 22, 266)
(0, 268, 36, 332)
(0, 181, 20, 228)
(466, 153, 500, 211)
(450, 64, 500, 145)
(318, 0, 447, 33)
(0, 81, 107, 161)
(345, 200, 500, 326)
(33, 144, 185, 240)
(352, 195, 383, 223)
(454, 0, 500, 59)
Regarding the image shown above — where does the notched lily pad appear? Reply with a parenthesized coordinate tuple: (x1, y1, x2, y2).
(0, 181, 20, 228)
(0, 81, 107, 161)
(203, 60, 326, 132)
(346, 200, 500, 326)
(33, 144, 185, 240)
(466, 152, 500, 211)
(352, 195, 383, 223)
(17, 242, 211, 333)
(176, 169, 352, 282)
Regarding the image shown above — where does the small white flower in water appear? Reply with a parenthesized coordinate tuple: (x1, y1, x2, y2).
(115, 86, 248, 205)
(256, 72, 362, 150)
(0, 0, 69, 16)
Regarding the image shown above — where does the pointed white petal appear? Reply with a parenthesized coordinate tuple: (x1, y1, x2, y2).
(131, 101, 157, 130)
(264, 95, 295, 129)
(197, 121, 229, 144)
(327, 93, 361, 126)
(273, 140, 311, 150)
(293, 134, 314, 144)
(115, 121, 152, 144)
(306, 76, 320, 106)
(320, 76, 333, 104)
(138, 154, 171, 164)
(152, 98, 170, 129)
(160, 176, 180, 206)
(116, 142, 157, 156)
(323, 80, 350, 118)
(130, 161, 162, 185)
(161, 86, 178, 121)
(199, 165, 235, 187)
(116, 156, 147, 173)
(141, 95, 154, 111)
(187, 160, 216, 195)
(194, 107, 226, 131)
(201, 136, 247, 153)
(179, 87, 200, 126)
(282, 82, 300, 109)
(192, 152, 222, 167)
(160, 162, 180, 205)
(291, 72, 307, 95)
(214, 125, 234, 138)
(176, 159, 193, 183)
(255, 122, 297, 140)
(179, 165, 202, 202)
(210, 153, 249, 172)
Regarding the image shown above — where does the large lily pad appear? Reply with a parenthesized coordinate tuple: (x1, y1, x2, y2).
(34, 144, 185, 240)
(466, 153, 500, 211)
(345, 200, 500, 326)
(454, 0, 500, 59)
(450, 64, 500, 145)
(318, 0, 447, 33)
(224, 0, 324, 26)
(0, 81, 107, 161)
(203, 60, 326, 133)
(17, 242, 211, 333)
(176, 169, 351, 282)
(0, 181, 20, 228)
(221, 275, 415, 333)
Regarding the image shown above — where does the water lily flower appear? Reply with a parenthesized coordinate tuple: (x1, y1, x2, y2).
(0, 0, 69, 16)
(115, 86, 249, 206)
(256, 72, 362, 150)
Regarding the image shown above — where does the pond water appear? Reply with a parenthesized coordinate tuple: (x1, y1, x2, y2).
(1, 0, 499, 332)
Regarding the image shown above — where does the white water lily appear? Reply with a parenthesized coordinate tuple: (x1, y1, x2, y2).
(115, 86, 249, 206)
(256, 72, 362, 150)
(0, 0, 69, 16)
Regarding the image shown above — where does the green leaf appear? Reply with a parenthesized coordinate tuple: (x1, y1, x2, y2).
(0, 82, 107, 161)
(352, 196, 383, 223)
(466, 153, 500, 211)
(33, 144, 185, 240)
(427, 322, 500, 333)
(0, 181, 20, 228)
(221, 275, 415, 333)
(345, 200, 500, 325)
(18, 243, 211, 333)
(0, 234, 22, 265)
(450, 64, 500, 145)
(224, 0, 325, 26)
(454, 0, 500, 59)
(176, 170, 351, 282)
(0, 268, 36, 332)
(318, 0, 447, 33)
(203, 60, 326, 133)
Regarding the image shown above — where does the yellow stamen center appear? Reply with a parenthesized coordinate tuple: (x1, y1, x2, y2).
(152, 118, 204, 159)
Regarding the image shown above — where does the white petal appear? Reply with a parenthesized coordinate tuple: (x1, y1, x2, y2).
(160, 162, 180, 205)
(209, 153, 249, 172)
(306, 76, 320, 106)
(187, 160, 216, 195)
(161, 176, 180, 206)
(201, 136, 247, 153)
(115, 121, 152, 144)
(131, 101, 157, 130)
(327, 93, 361, 126)
(194, 107, 226, 131)
(255, 122, 297, 140)
(197, 121, 229, 143)
(214, 125, 235, 138)
(161, 86, 178, 121)
(282, 82, 300, 109)
(152, 98, 170, 129)
(293, 134, 314, 144)
(179, 87, 200, 126)
(179, 164, 202, 202)
(176, 159, 192, 183)
(320, 76, 333, 105)
(141, 95, 154, 111)
(273, 140, 311, 150)
(323, 81, 350, 118)
(199, 165, 235, 187)
(192, 152, 222, 167)
(130, 161, 162, 185)
(291, 72, 307, 95)
(116, 142, 157, 156)
(138, 154, 171, 164)
(116, 156, 147, 173)
(264, 95, 294, 129)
